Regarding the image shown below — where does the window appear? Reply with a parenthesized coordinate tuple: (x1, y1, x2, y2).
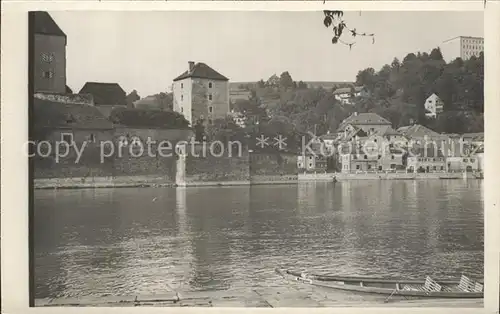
(433, 166, 437, 171)
(356, 165, 360, 170)
(208, 119, 213, 125)
(391, 155, 395, 160)
(181, 83, 183, 89)
(209, 106, 213, 113)
(181, 95, 183, 101)
(208, 94, 213, 101)
(441, 166, 444, 170)
(364, 155, 367, 160)
(470, 158, 475, 162)
(181, 107, 183, 113)
(208, 82, 213, 88)
(368, 165, 372, 170)
(61, 133, 74, 145)
(41, 53, 54, 63)
(378, 155, 381, 160)
(42, 71, 54, 79)
(463, 158, 468, 162)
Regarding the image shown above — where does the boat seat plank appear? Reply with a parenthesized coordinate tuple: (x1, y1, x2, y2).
(457, 275, 476, 292)
(473, 282, 483, 292)
(402, 276, 441, 293)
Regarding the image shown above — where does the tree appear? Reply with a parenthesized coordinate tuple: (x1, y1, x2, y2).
(193, 118, 205, 142)
(355, 68, 377, 90)
(297, 81, 308, 89)
(279, 71, 294, 90)
(109, 108, 189, 129)
(322, 10, 375, 48)
(429, 47, 444, 61)
(257, 79, 266, 88)
(126, 90, 141, 109)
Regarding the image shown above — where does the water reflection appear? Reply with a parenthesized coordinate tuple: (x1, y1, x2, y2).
(34, 180, 484, 298)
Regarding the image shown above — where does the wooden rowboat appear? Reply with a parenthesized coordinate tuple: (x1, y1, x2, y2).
(275, 268, 483, 299)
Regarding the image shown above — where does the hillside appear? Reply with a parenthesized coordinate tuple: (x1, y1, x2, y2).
(230, 81, 353, 91)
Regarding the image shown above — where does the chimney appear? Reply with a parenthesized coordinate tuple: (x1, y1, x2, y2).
(188, 61, 195, 73)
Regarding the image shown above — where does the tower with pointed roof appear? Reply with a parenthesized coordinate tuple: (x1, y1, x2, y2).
(172, 61, 230, 126)
(31, 11, 67, 93)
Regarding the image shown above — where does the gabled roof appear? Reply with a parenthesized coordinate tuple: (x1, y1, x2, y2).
(461, 132, 484, 140)
(33, 98, 113, 130)
(373, 125, 401, 137)
(79, 82, 127, 106)
(173, 62, 229, 82)
(396, 124, 444, 139)
(339, 112, 391, 128)
(32, 11, 66, 38)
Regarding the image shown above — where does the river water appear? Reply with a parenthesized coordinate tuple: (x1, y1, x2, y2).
(34, 180, 484, 299)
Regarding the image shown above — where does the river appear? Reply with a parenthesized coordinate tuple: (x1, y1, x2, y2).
(33, 180, 484, 299)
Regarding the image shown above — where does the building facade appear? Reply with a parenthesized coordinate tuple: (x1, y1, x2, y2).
(337, 112, 393, 136)
(172, 61, 230, 126)
(424, 93, 444, 118)
(333, 86, 368, 105)
(440, 36, 484, 62)
(32, 11, 67, 94)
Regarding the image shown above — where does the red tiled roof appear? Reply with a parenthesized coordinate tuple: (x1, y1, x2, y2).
(173, 62, 229, 82)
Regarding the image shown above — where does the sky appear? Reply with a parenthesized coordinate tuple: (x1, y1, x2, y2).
(49, 11, 484, 97)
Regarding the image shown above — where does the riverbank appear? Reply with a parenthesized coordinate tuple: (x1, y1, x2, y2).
(34, 286, 483, 308)
(34, 172, 480, 189)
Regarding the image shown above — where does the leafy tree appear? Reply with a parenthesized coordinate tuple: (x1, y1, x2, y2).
(193, 118, 205, 142)
(297, 81, 308, 89)
(109, 108, 189, 129)
(322, 10, 375, 48)
(126, 90, 141, 108)
(429, 47, 444, 61)
(279, 71, 294, 90)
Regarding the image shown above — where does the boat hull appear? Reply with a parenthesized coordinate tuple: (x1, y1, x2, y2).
(276, 269, 483, 299)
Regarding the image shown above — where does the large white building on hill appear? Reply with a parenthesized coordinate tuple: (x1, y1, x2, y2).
(440, 36, 484, 63)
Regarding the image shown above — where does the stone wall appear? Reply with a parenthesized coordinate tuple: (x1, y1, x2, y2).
(34, 144, 114, 179)
(33, 128, 192, 184)
(184, 144, 250, 183)
(249, 152, 298, 182)
(34, 92, 94, 105)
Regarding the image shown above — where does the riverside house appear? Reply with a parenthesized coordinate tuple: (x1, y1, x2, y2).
(172, 61, 230, 126)
(332, 86, 369, 105)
